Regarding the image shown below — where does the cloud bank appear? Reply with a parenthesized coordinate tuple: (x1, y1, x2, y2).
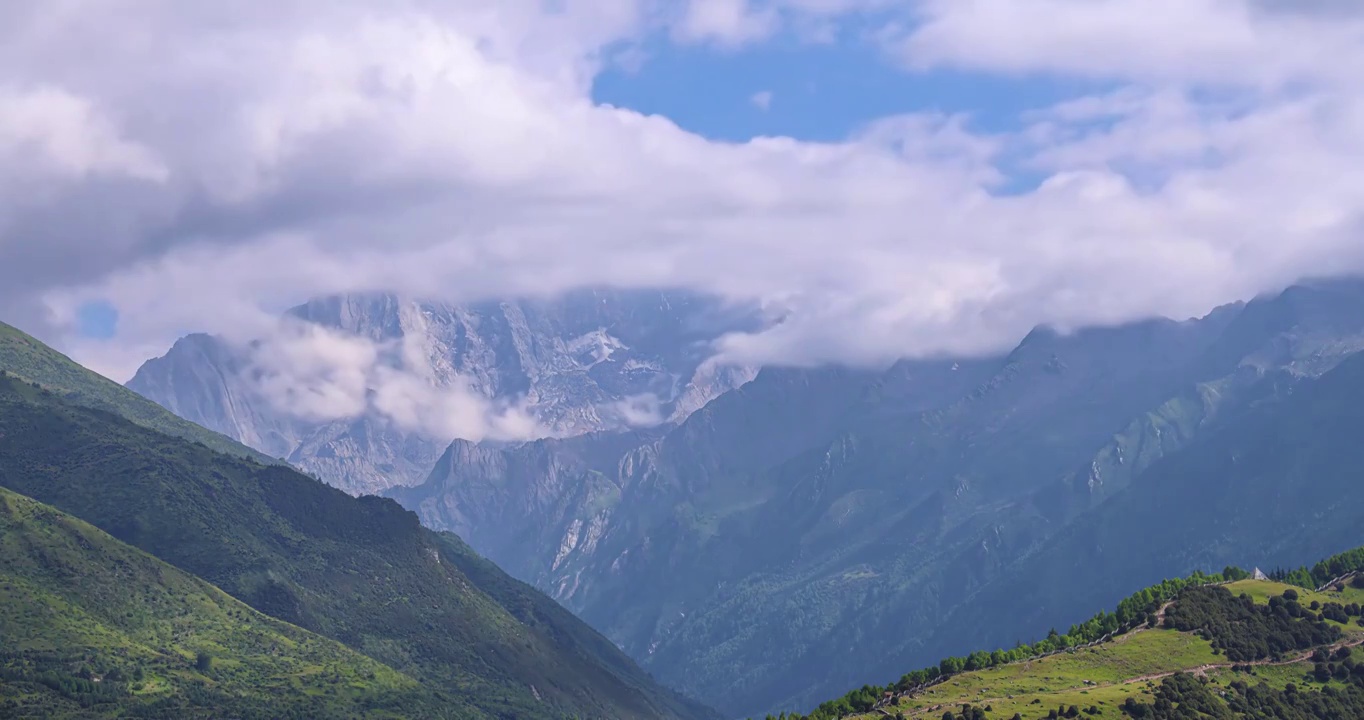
(2, 0, 1363, 413)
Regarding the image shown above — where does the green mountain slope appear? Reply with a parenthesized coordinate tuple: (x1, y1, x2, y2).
(0, 485, 438, 719)
(794, 551, 1364, 720)
(0, 370, 716, 720)
(0, 321, 273, 464)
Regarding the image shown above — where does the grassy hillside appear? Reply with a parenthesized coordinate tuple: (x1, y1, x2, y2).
(0, 486, 439, 719)
(786, 558, 1364, 720)
(0, 370, 715, 720)
(0, 321, 273, 464)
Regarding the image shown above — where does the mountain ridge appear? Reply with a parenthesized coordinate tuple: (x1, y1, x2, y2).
(0, 321, 274, 465)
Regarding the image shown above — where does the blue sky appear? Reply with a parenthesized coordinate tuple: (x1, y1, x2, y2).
(592, 31, 1097, 203)
(76, 300, 119, 340)
(592, 30, 1093, 144)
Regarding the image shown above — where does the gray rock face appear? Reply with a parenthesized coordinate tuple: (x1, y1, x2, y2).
(389, 365, 878, 601)
(388, 278, 1364, 717)
(128, 289, 762, 495)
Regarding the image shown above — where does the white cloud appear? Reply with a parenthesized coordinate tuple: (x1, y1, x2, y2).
(609, 393, 668, 428)
(673, 0, 779, 46)
(0, 86, 168, 182)
(891, 0, 1363, 89)
(247, 321, 376, 422)
(670, 0, 897, 47)
(3, 0, 1364, 393)
(370, 366, 545, 443)
(751, 90, 774, 110)
(241, 318, 546, 441)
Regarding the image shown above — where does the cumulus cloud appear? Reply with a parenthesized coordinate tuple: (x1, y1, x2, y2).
(2, 0, 1363, 395)
(0, 86, 168, 182)
(673, 0, 779, 46)
(890, 0, 1363, 89)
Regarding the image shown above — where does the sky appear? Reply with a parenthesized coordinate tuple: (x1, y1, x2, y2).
(3, 0, 1364, 437)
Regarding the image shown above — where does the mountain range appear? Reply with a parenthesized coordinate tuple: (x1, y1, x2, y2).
(385, 279, 1364, 716)
(115, 277, 1364, 717)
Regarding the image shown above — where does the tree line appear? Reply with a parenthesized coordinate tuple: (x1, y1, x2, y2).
(1268, 546, 1364, 590)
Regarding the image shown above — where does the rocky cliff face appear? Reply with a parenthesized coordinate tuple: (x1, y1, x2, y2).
(128, 289, 762, 495)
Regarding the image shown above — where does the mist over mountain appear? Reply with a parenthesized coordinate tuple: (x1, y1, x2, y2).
(127, 288, 763, 494)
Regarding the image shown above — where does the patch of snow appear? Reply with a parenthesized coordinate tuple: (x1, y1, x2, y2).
(566, 329, 626, 368)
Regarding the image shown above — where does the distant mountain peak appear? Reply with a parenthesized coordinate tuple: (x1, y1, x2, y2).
(127, 288, 765, 494)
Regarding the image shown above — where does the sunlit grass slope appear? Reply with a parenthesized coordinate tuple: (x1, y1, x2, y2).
(0, 486, 437, 719)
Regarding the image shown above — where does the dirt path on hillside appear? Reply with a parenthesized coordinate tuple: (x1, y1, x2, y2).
(1122, 635, 1364, 686)
(855, 587, 1358, 720)
(877, 635, 1364, 719)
